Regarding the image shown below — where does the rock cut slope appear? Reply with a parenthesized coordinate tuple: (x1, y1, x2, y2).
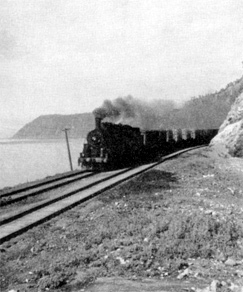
(210, 92, 243, 157)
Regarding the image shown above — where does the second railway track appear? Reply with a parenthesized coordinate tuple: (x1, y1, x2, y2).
(0, 171, 95, 207)
(0, 146, 204, 244)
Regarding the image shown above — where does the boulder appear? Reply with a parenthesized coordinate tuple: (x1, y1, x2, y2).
(210, 92, 243, 157)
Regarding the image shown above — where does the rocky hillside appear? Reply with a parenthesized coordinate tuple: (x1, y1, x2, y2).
(12, 113, 95, 139)
(210, 91, 243, 157)
(160, 76, 243, 129)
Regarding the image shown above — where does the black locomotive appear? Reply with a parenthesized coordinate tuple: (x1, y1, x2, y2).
(78, 117, 218, 170)
(78, 117, 144, 169)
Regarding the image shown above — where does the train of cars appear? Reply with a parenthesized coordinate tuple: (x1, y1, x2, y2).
(78, 117, 218, 170)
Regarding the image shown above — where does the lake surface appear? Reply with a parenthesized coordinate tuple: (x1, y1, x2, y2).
(0, 138, 85, 190)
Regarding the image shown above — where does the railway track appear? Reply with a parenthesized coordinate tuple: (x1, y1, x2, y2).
(0, 170, 94, 206)
(0, 146, 204, 244)
(0, 170, 91, 199)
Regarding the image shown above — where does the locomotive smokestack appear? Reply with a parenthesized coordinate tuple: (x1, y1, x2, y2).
(95, 117, 102, 130)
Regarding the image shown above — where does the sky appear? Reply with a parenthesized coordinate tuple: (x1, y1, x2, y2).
(0, 0, 243, 137)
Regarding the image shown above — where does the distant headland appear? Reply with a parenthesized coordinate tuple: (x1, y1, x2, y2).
(12, 113, 94, 139)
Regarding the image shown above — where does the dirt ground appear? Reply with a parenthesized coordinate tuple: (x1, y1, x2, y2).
(1, 146, 243, 292)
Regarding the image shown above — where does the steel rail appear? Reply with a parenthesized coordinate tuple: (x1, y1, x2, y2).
(0, 172, 96, 206)
(0, 170, 90, 198)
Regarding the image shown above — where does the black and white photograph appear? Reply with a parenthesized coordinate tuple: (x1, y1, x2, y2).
(1, 1, 243, 291)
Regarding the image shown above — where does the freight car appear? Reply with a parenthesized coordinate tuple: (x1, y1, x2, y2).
(78, 117, 218, 170)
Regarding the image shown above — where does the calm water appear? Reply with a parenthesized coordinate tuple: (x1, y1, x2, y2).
(0, 138, 85, 190)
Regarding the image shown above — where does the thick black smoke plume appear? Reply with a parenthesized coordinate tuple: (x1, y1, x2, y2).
(93, 95, 176, 130)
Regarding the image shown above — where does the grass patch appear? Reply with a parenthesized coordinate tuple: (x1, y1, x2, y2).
(76, 201, 243, 277)
(2, 164, 243, 291)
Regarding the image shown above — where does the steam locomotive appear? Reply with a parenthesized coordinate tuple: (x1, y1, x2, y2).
(78, 117, 218, 170)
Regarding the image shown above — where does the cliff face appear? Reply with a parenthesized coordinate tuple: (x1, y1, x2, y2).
(12, 113, 95, 139)
(210, 92, 243, 157)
